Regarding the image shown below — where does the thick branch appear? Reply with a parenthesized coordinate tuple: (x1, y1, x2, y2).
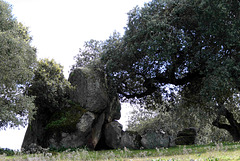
(217, 104, 240, 130)
(212, 118, 233, 132)
(155, 70, 201, 85)
(117, 69, 201, 99)
(212, 104, 240, 141)
(117, 78, 157, 99)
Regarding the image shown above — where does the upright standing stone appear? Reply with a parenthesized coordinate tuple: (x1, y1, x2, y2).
(89, 113, 105, 149)
(68, 67, 109, 113)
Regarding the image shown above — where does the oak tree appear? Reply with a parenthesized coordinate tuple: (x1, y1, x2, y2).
(102, 0, 240, 141)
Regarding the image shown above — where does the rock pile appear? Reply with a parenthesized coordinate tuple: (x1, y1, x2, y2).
(22, 67, 193, 151)
(22, 67, 122, 150)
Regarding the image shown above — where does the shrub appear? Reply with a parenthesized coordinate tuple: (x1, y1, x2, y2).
(45, 101, 87, 133)
(0, 148, 15, 156)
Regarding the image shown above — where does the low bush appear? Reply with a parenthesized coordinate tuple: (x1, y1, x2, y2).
(0, 148, 15, 156)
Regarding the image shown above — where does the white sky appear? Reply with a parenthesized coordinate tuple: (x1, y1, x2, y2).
(0, 0, 148, 150)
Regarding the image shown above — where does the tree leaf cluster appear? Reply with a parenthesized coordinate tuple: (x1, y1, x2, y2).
(72, 39, 104, 70)
(28, 59, 72, 116)
(0, 0, 37, 129)
(45, 101, 87, 134)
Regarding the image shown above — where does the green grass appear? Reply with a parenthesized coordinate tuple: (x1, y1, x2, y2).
(2, 142, 240, 160)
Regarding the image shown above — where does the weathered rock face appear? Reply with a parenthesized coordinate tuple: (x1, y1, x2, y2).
(48, 111, 96, 149)
(68, 68, 109, 113)
(140, 129, 173, 149)
(90, 113, 105, 149)
(175, 127, 197, 145)
(105, 95, 121, 122)
(120, 131, 142, 150)
(21, 112, 51, 149)
(104, 121, 123, 149)
(77, 112, 96, 133)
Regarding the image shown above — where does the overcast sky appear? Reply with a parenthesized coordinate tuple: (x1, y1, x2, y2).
(5, 0, 149, 76)
(0, 0, 148, 150)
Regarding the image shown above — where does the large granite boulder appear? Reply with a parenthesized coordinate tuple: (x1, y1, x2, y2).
(47, 112, 106, 149)
(175, 127, 197, 145)
(140, 129, 172, 149)
(77, 112, 96, 133)
(48, 112, 96, 149)
(120, 131, 142, 150)
(104, 121, 123, 149)
(68, 68, 109, 113)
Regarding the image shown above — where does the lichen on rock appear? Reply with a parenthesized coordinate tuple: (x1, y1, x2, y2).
(69, 67, 109, 113)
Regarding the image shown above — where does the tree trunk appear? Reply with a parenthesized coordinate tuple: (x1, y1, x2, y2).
(212, 104, 240, 142)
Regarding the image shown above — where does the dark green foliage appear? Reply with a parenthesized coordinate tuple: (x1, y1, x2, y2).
(102, 0, 240, 105)
(100, 0, 240, 141)
(28, 59, 71, 114)
(27, 59, 73, 135)
(72, 39, 104, 70)
(0, 0, 37, 129)
(0, 148, 15, 156)
(45, 101, 87, 133)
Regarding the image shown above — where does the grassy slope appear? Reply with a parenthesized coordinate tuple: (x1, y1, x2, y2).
(3, 142, 240, 160)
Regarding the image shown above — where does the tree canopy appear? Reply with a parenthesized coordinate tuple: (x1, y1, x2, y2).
(28, 59, 71, 116)
(102, 0, 240, 105)
(101, 0, 240, 140)
(0, 0, 37, 129)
